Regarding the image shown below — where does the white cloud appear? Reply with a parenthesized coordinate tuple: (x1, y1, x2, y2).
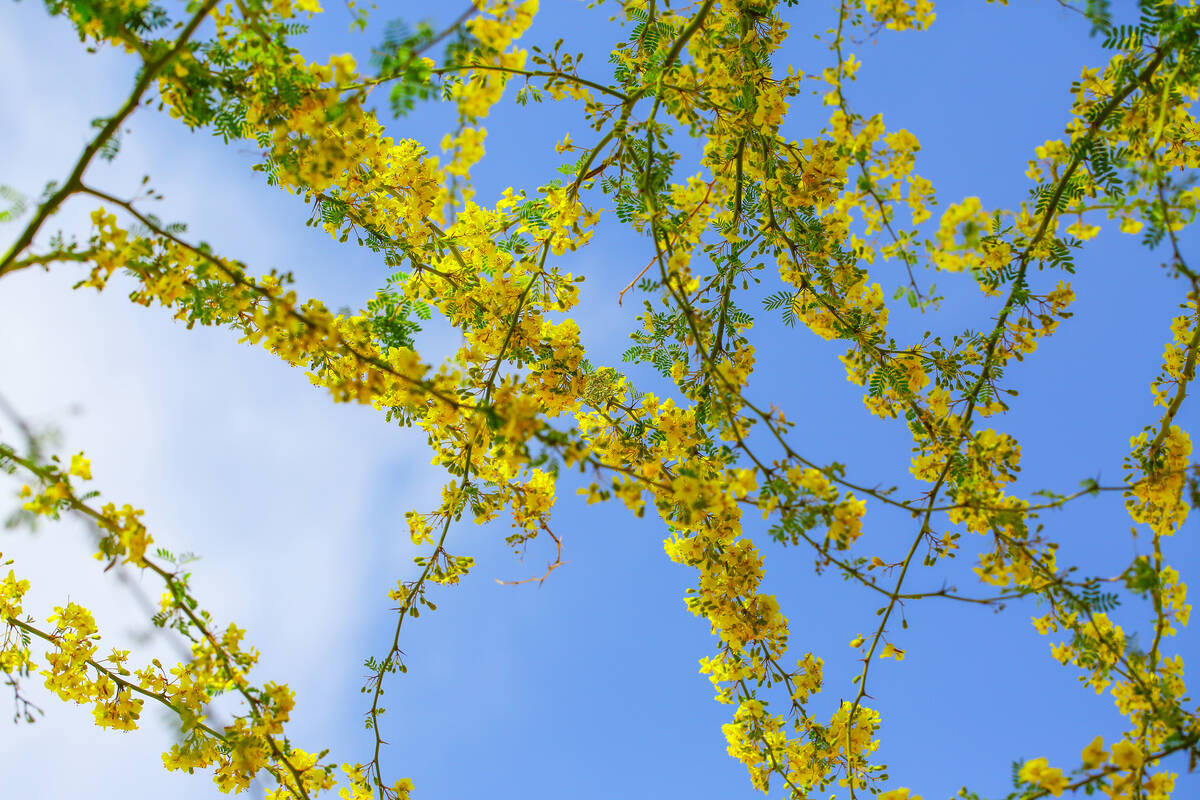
(0, 3, 448, 795)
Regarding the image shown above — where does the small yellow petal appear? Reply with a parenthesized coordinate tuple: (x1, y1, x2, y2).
(1081, 735, 1106, 769)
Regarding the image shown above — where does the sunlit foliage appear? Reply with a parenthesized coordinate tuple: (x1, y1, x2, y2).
(2, 0, 1199, 798)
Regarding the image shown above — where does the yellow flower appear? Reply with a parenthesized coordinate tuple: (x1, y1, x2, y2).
(69, 453, 92, 480)
(0, 569, 32, 620)
(328, 53, 356, 85)
(849, 634, 865, 648)
(1065, 219, 1101, 241)
(1144, 771, 1174, 800)
(1019, 757, 1048, 784)
(1039, 766, 1069, 796)
(1082, 735, 1106, 769)
(1119, 216, 1143, 234)
(1110, 740, 1142, 770)
(728, 469, 757, 499)
(878, 789, 922, 800)
(880, 642, 906, 661)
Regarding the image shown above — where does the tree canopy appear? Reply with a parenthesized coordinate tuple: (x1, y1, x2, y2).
(1, 1, 1199, 799)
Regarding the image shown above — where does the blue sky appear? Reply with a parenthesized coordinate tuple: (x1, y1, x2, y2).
(1, 1, 1197, 799)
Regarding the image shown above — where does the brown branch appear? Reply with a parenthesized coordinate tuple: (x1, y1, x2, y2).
(0, 0, 221, 276)
(495, 523, 566, 586)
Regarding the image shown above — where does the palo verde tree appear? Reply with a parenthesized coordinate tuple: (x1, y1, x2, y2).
(1, 0, 1199, 799)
